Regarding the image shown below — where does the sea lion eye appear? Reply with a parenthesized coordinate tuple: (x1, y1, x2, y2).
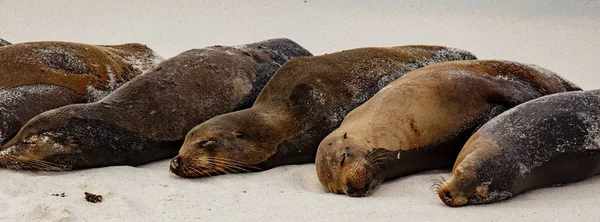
(199, 140, 216, 146)
(340, 147, 351, 166)
(22, 140, 34, 145)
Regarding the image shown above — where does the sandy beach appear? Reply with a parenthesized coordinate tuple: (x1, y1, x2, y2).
(1, 1, 600, 221)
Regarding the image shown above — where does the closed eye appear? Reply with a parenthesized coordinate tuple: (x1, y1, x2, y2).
(340, 147, 350, 166)
(199, 140, 216, 146)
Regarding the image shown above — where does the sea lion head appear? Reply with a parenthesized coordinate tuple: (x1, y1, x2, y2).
(434, 132, 500, 207)
(170, 110, 271, 178)
(434, 167, 487, 207)
(0, 104, 113, 171)
(316, 132, 384, 197)
(0, 110, 81, 171)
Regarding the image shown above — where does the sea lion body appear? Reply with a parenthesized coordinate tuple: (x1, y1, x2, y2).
(315, 60, 581, 197)
(0, 38, 312, 170)
(437, 89, 600, 207)
(0, 41, 162, 145)
(170, 45, 477, 178)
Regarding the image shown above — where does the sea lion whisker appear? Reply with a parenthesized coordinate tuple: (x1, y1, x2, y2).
(364, 154, 384, 166)
(224, 167, 239, 174)
(18, 160, 47, 171)
(0, 155, 13, 168)
(206, 158, 248, 166)
(196, 166, 214, 177)
(27, 159, 67, 171)
(372, 179, 384, 193)
(205, 159, 228, 175)
(430, 177, 447, 194)
(185, 165, 207, 177)
(213, 162, 241, 174)
(367, 155, 392, 166)
(180, 165, 192, 176)
(186, 160, 216, 177)
(219, 164, 253, 174)
(364, 150, 381, 162)
(348, 157, 365, 176)
(184, 161, 212, 177)
(207, 157, 260, 170)
(209, 164, 229, 175)
(183, 165, 200, 177)
(1, 155, 26, 171)
(365, 150, 389, 163)
(207, 158, 255, 171)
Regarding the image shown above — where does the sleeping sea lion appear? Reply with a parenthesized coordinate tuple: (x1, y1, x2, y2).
(315, 60, 581, 197)
(170, 45, 477, 178)
(0, 41, 162, 145)
(436, 89, 600, 207)
(0, 38, 312, 170)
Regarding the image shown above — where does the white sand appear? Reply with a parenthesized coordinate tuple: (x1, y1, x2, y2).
(1, 1, 600, 221)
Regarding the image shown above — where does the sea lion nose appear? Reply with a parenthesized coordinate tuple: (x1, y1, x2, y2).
(443, 191, 453, 201)
(345, 185, 365, 197)
(170, 156, 183, 170)
(345, 186, 360, 194)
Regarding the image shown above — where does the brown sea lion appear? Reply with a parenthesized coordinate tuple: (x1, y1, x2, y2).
(170, 45, 478, 178)
(315, 60, 581, 197)
(0, 38, 312, 170)
(0, 41, 162, 145)
(0, 38, 10, 46)
(436, 89, 600, 207)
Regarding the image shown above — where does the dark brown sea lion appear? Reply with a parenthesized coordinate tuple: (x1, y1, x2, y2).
(0, 41, 162, 145)
(315, 60, 581, 197)
(0, 38, 312, 170)
(436, 89, 600, 207)
(0, 38, 10, 46)
(170, 45, 478, 178)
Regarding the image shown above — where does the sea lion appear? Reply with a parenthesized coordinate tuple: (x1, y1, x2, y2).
(436, 89, 600, 207)
(0, 41, 162, 145)
(315, 60, 581, 197)
(0, 38, 312, 170)
(170, 45, 478, 178)
(0, 38, 10, 46)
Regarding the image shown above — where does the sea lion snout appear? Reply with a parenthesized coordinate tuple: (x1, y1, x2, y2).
(169, 154, 208, 178)
(437, 189, 467, 207)
(344, 180, 373, 197)
(435, 169, 484, 207)
(169, 156, 183, 173)
(316, 135, 378, 197)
